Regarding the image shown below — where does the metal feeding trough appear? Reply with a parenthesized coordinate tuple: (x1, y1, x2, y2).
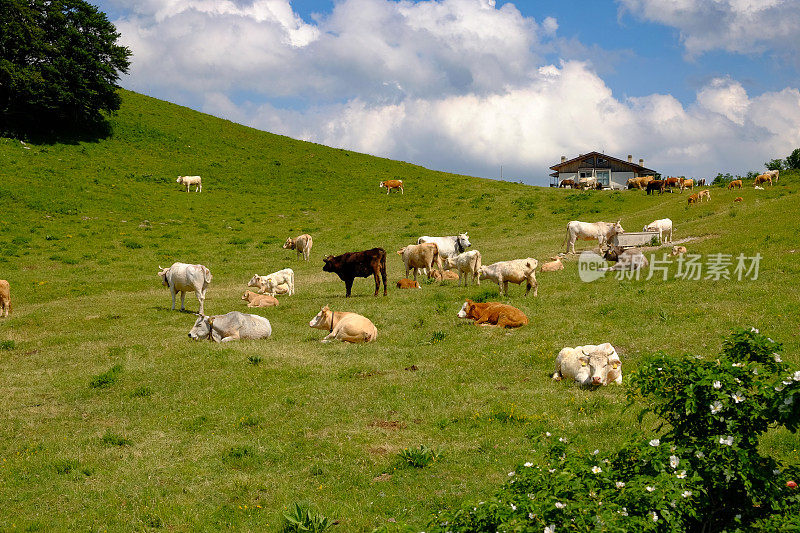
(612, 231, 661, 249)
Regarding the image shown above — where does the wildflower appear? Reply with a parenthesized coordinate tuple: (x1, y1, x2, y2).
(713, 381, 722, 389)
(774, 469, 782, 475)
(649, 439, 660, 447)
(793, 371, 800, 382)
(753, 368, 758, 375)
(720, 436, 734, 446)
(695, 450, 705, 458)
(592, 466, 602, 474)
(682, 490, 692, 498)
(651, 511, 659, 522)
(711, 401, 723, 414)
(555, 502, 566, 509)
(615, 481, 625, 488)
(751, 327, 759, 333)
(768, 337, 774, 343)
(776, 385, 786, 392)
(510, 503, 516, 511)
(592, 449, 599, 455)
(544, 525, 556, 533)
(508, 471, 515, 477)
(788, 481, 797, 489)
(784, 395, 794, 406)
(677, 470, 687, 479)
(646, 486, 655, 492)
(774, 353, 782, 363)
(732, 363, 743, 367)
(558, 437, 566, 443)
(529, 512, 534, 519)
(545, 432, 551, 437)
(548, 468, 556, 473)
(524, 462, 533, 467)
(732, 392, 745, 403)
(669, 455, 679, 469)
(620, 507, 628, 516)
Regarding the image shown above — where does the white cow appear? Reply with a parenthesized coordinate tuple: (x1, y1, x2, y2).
(283, 234, 313, 261)
(552, 343, 622, 387)
(188, 312, 272, 342)
(442, 250, 482, 286)
(643, 218, 673, 243)
(479, 258, 538, 296)
(177, 175, 202, 192)
(157, 262, 212, 314)
(251, 268, 294, 296)
(563, 220, 624, 254)
(766, 169, 779, 182)
(417, 233, 471, 260)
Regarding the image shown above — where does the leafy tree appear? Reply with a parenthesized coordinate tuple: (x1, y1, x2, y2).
(786, 148, 800, 170)
(0, 0, 131, 136)
(765, 158, 784, 171)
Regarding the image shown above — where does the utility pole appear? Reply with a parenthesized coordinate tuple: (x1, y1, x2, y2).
(500, 165, 503, 180)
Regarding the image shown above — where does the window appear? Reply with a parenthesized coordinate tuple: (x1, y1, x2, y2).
(583, 157, 595, 166)
(596, 170, 610, 186)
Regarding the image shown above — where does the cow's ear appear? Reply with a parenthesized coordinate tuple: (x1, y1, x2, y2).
(579, 356, 589, 366)
(611, 360, 622, 369)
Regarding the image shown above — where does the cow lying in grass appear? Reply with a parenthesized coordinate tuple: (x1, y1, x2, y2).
(188, 312, 272, 342)
(430, 269, 459, 281)
(457, 299, 528, 328)
(241, 291, 279, 307)
(248, 269, 294, 296)
(396, 279, 420, 289)
(552, 343, 622, 387)
(309, 305, 377, 343)
(0, 280, 10, 317)
(540, 256, 563, 272)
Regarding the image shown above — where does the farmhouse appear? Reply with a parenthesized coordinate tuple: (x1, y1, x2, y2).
(549, 151, 658, 189)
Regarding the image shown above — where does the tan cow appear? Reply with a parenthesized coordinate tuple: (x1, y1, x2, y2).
(0, 280, 10, 317)
(671, 246, 687, 256)
(727, 180, 742, 189)
(283, 234, 313, 261)
(430, 269, 459, 281)
(441, 250, 482, 286)
(680, 178, 694, 191)
(479, 258, 538, 296)
(397, 243, 442, 281)
(734, 197, 743, 203)
(540, 256, 564, 272)
(457, 300, 528, 328)
(754, 174, 773, 187)
(396, 278, 421, 289)
(766, 169, 779, 182)
(308, 305, 377, 343)
(241, 291, 279, 307)
(698, 189, 711, 202)
(379, 179, 404, 194)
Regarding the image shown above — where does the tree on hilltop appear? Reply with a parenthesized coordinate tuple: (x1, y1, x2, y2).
(0, 0, 131, 136)
(786, 148, 800, 170)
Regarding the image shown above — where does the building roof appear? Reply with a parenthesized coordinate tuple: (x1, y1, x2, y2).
(549, 151, 657, 174)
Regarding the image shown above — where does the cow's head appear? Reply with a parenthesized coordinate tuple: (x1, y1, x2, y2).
(322, 255, 336, 273)
(456, 233, 471, 253)
(247, 274, 261, 288)
(612, 220, 624, 235)
(176, 176, 183, 183)
(241, 291, 252, 301)
(602, 245, 624, 262)
(157, 266, 170, 287)
(188, 314, 213, 340)
(457, 299, 474, 319)
(282, 237, 295, 250)
(379, 181, 385, 188)
(578, 346, 622, 387)
(309, 305, 332, 329)
(396, 247, 406, 256)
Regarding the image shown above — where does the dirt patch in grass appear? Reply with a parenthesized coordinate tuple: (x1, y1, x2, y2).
(368, 420, 407, 430)
(372, 473, 393, 482)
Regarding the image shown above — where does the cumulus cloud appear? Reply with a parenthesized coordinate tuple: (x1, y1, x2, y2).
(618, 0, 800, 61)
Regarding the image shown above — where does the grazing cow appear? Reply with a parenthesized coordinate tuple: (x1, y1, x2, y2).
(250, 268, 294, 296)
(417, 233, 471, 260)
(188, 312, 271, 342)
(247, 275, 290, 295)
(157, 263, 212, 314)
(563, 220, 624, 254)
(627, 176, 653, 190)
(309, 305, 377, 343)
(241, 291, 279, 308)
(734, 197, 743, 203)
(540, 256, 564, 272)
(442, 250, 482, 287)
(680, 178, 694, 192)
(457, 299, 528, 328)
(559, 179, 576, 188)
(665, 177, 681, 191)
(698, 189, 711, 202)
(601, 246, 649, 271)
(671, 245, 687, 256)
(688, 194, 699, 205)
(283, 234, 313, 261)
(396, 278, 421, 289)
(0, 279, 10, 317)
(323, 248, 387, 297)
(379, 180, 404, 194)
(397, 242, 443, 281)
(643, 218, 673, 243)
(696, 178, 707, 186)
(552, 343, 622, 387)
(646, 180, 666, 195)
(430, 269, 459, 281)
(479, 258, 538, 296)
(754, 173, 773, 187)
(176, 175, 202, 192)
(578, 177, 598, 190)
(766, 169, 779, 182)
(728, 180, 743, 189)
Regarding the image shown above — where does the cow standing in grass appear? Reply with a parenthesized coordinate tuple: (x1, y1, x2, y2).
(323, 248, 387, 297)
(157, 263, 212, 314)
(283, 234, 313, 261)
(177, 175, 202, 192)
(563, 220, 624, 254)
(0, 280, 10, 317)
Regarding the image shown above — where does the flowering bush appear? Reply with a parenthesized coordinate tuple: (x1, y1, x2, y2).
(427, 329, 800, 532)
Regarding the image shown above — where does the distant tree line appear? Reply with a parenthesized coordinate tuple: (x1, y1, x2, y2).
(0, 0, 131, 137)
(765, 148, 800, 171)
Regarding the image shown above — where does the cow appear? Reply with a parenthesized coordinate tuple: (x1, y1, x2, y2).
(241, 291, 279, 308)
(698, 189, 711, 202)
(559, 179, 576, 188)
(249, 268, 294, 296)
(643, 218, 673, 243)
(176, 175, 202, 192)
(728, 180, 742, 189)
(754, 174, 773, 187)
(309, 305, 377, 343)
(457, 299, 528, 328)
(628, 176, 653, 190)
(283, 234, 313, 261)
(733, 196, 743, 203)
(563, 220, 624, 254)
(765, 169, 779, 182)
(578, 177, 598, 190)
(0, 280, 10, 317)
(552, 343, 622, 387)
(696, 178, 707, 186)
(323, 248, 387, 297)
(417, 233, 471, 260)
(646, 180, 666, 195)
(396, 278, 421, 289)
(540, 256, 564, 272)
(601, 246, 649, 271)
(680, 178, 694, 192)
(430, 269, 459, 281)
(157, 263, 212, 314)
(442, 250, 482, 287)
(665, 177, 681, 191)
(397, 242, 442, 281)
(188, 311, 271, 342)
(479, 258, 538, 296)
(688, 194, 699, 206)
(379, 180, 404, 194)
(671, 245, 687, 256)
(247, 275, 290, 295)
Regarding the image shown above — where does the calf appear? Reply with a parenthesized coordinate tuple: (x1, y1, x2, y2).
(734, 197, 743, 203)
(671, 245, 687, 256)
(157, 262, 212, 314)
(283, 234, 313, 261)
(602, 246, 649, 271)
(396, 278, 421, 289)
(188, 311, 271, 342)
(323, 248, 387, 297)
(309, 305, 377, 343)
(698, 189, 711, 202)
(177, 175, 202, 192)
(727, 180, 742, 189)
(247, 275, 290, 295)
(540, 256, 564, 272)
(430, 269, 459, 281)
(552, 343, 622, 387)
(241, 291, 279, 307)
(0, 280, 10, 317)
(559, 179, 576, 188)
(479, 258, 538, 296)
(457, 299, 528, 328)
(379, 179, 404, 194)
(397, 242, 442, 281)
(688, 194, 699, 205)
(249, 268, 294, 296)
(442, 250, 482, 286)
(643, 218, 673, 243)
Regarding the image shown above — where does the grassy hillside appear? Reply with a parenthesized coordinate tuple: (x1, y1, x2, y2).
(1, 90, 799, 531)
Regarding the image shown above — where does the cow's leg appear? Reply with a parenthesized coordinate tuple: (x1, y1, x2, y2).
(170, 289, 177, 311)
(381, 265, 387, 296)
(220, 332, 241, 343)
(197, 291, 205, 315)
(180, 291, 186, 311)
(345, 278, 354, 297)
(527, 275, 538, 297)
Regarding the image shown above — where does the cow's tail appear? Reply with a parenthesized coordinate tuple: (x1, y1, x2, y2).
(380, 249, 388, 295)
(203, 266, 213, 284)
(417, 236, 424, 245)
(562, 224, 570, 250)
(365, 326, 377, 343)
(474, 250, 482, 273)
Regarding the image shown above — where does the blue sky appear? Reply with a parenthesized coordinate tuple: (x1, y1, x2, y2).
(96, 0, 800, 184)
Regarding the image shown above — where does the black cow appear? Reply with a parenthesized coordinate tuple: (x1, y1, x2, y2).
(323, 248, 388, 297)
(646, 180, 666, 195)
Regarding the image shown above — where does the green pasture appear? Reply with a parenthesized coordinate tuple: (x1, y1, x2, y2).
(1, 91, 799, 531)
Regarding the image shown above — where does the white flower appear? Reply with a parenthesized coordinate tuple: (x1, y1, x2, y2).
(774, 353, 782, 363)
(751, 327, 759, 333)
(545, 432, 551, 437)
(528, 512, 534, 519)
(544, 525, 556, 533)
(776, 385, 786, 392)
(677, 470, 687, 479)
(669, 455, 680, 469)
(646, 486, 655, 492)
(732, 392, 745, 403)
(620, 507, 628, 516)
(615, 481, 625, 488)
(732, 363, 743, 367)
(784, 395, 794, 405)
(555, 502, 566, 509)
(592, 449, 599, 455)
(592, 466, 602, 474)
(720, 436, 734, 446)
(548, 468, 556, 473)
(713, 381, 722, 389)
(753, 368, 759, 375)
(651, 511, 659, 522)
(558, 437, 566, 443)
(682, 490, 692, 498)
(508, 471, 515, 477)
(711, 401, 723, 414)
(510, 503, 516, 511)
(768, 337, 775, 343)
(793, 371, 800, 382)
(524, 462, 533, 467)
(695, 451, 705, 458)
(657, 367, 663, 371)
(773, 469, 782, 475)
(649, 439, 660, 447)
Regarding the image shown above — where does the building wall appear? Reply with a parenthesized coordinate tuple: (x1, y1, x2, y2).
(611, 171, 634, 189)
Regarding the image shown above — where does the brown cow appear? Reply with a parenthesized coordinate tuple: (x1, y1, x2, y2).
(457, 299, 528, 328)
(379, 180, 404, 194)
(323, 248, 388, 297)
(734, 197, 743, 203)
(0, 280, 10, 317)
(665, 177, 681, 191)
(688, 194, 699, 205)
(647, 180, 666, 195)
(728, 180, 743, 189)
(396, 278, 421, 289)
(559, 179, 576, 188)
(754, 174, 773, 187)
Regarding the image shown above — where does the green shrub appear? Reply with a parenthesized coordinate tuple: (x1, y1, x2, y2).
(122, 239, 143, 249)
(429, 329, 800, 532)
(247, 354, 262, 365)
(398, 445, 441, 468)
(280, 502, 334, 533)
(0, 340, 15, 351)
(130, 386, 152, 398)
(89, 364, 122, 388)
(101, 430, 131, 446)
